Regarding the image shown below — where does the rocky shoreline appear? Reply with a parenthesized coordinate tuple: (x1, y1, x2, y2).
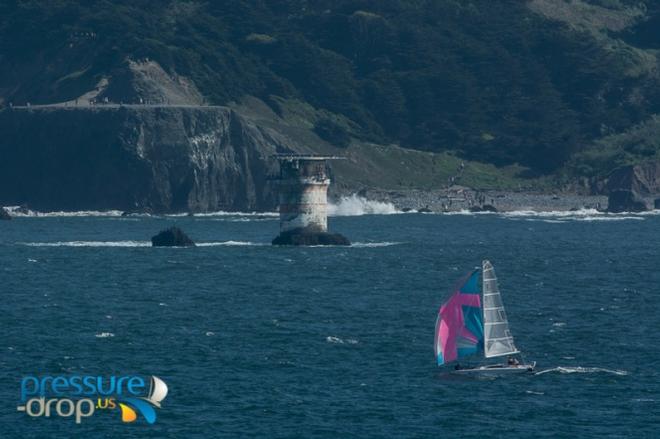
(358, 188, 608, 213)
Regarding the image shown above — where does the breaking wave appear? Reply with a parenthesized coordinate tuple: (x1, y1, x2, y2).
(328, 195, 399, 216)
(535, 366, 628, 376)
(196, 241, 268, 247)
(20, 240, 268, 247)
(174, 211, 278, 218)
(22, 241, 151, 247)
(505, 209, 650, 222)
(3, 206, 278, 218)
(350, 242, 402, 248)
(5, 206, 124, 217)
(19, 240, 399, 248)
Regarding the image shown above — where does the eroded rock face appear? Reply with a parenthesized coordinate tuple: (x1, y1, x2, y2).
(272, 227, 350, 246)
(0, 207, 11, 220)
(607, 189, 649, 213)
(0, 106, 283, 212)
(151, 226, 195, 247)
(606, 162, 660, 212)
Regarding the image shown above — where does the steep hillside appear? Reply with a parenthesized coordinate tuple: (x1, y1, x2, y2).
(1, 0, 659, 188)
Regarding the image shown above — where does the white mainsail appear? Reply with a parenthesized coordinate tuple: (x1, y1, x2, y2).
(482, 260, 519, 358)
(147, 376, 168, 408)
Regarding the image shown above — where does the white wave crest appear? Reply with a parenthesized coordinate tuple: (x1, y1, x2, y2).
(95, 332, 115, 338)
(21, 240, 268, 247)
(535, 366, 628, 376)
(3, 206, 279, 218)
(177, 211, 278, 218)
(328, 195, 399, 216)
(22, 241, 151, 247)
(5, 206, 124, 217)
(350, 242, 402, 248)
(196, 241, 267, 246)
(501, 208, 657, 222)
(326, 336, 358, 345)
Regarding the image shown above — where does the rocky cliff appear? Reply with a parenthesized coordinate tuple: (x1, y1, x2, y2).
(0, 106, 289, 212)
(606, 161, 660, 212)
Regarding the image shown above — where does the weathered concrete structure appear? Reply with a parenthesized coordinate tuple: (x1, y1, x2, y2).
(272, 154, 350, 246)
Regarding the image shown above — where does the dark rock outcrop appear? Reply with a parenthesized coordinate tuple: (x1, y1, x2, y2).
(0, 207, 11, 220)
(151, 227, 196, 247)
(654, 198, 660, 210)
(417, 206, 432, 213)
(272, 227, 350, 246)
(121, 207, 153, 217)
(0, 106, 284, 213)
(607, 189, 649, 213)
(469, 204, 498, 212)
(606, 162, 660, 212)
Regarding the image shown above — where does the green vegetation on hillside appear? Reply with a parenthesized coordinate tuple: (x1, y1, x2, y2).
(1, 0, 659, 180)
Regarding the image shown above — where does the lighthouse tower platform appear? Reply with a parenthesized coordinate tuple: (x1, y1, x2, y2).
(271, 154, 350, 246)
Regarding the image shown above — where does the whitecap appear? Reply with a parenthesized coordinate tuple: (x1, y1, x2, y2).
(525, 390, 545, 395)
(326, 336, 358, 345)
(176, 211, 278, 218)
(442, 209, 495, 216)
(196, 241, 267, 247)
(350, 242, 402, 248)
(21, 241, 150, 247)
(576, 216, 644, 222)
(5, 207, 124, 217)
(502, 208, 653, 222)
(535, 366, 628, 376)
(95, 332, 115, 338)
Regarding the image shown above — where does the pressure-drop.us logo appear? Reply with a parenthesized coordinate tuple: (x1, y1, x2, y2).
(17, 375, 168, 424)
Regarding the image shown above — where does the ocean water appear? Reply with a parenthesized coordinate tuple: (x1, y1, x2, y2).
(1, 209, 659, 438)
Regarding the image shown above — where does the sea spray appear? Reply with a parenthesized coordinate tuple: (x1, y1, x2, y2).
(328, 195, 399, 216)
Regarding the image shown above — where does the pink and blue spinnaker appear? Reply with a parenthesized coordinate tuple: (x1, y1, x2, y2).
(434, 269, 484, 365)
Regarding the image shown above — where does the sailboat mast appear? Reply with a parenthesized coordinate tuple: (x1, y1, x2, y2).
(481, 262, 487, 358)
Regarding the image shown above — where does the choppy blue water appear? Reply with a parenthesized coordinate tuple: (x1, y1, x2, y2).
(1, 210, 659, 438)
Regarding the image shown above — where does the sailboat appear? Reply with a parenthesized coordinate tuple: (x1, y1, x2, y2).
(147, 376, 168, 408)
(434, 260, 535, 374)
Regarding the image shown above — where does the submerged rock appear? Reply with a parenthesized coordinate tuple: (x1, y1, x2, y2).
(0, 207, 11, 220)
(151, 226, 196, 247)
(272, 227, 350, 246)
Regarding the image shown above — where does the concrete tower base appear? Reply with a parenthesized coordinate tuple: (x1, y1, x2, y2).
(272, 226, 350, 246)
